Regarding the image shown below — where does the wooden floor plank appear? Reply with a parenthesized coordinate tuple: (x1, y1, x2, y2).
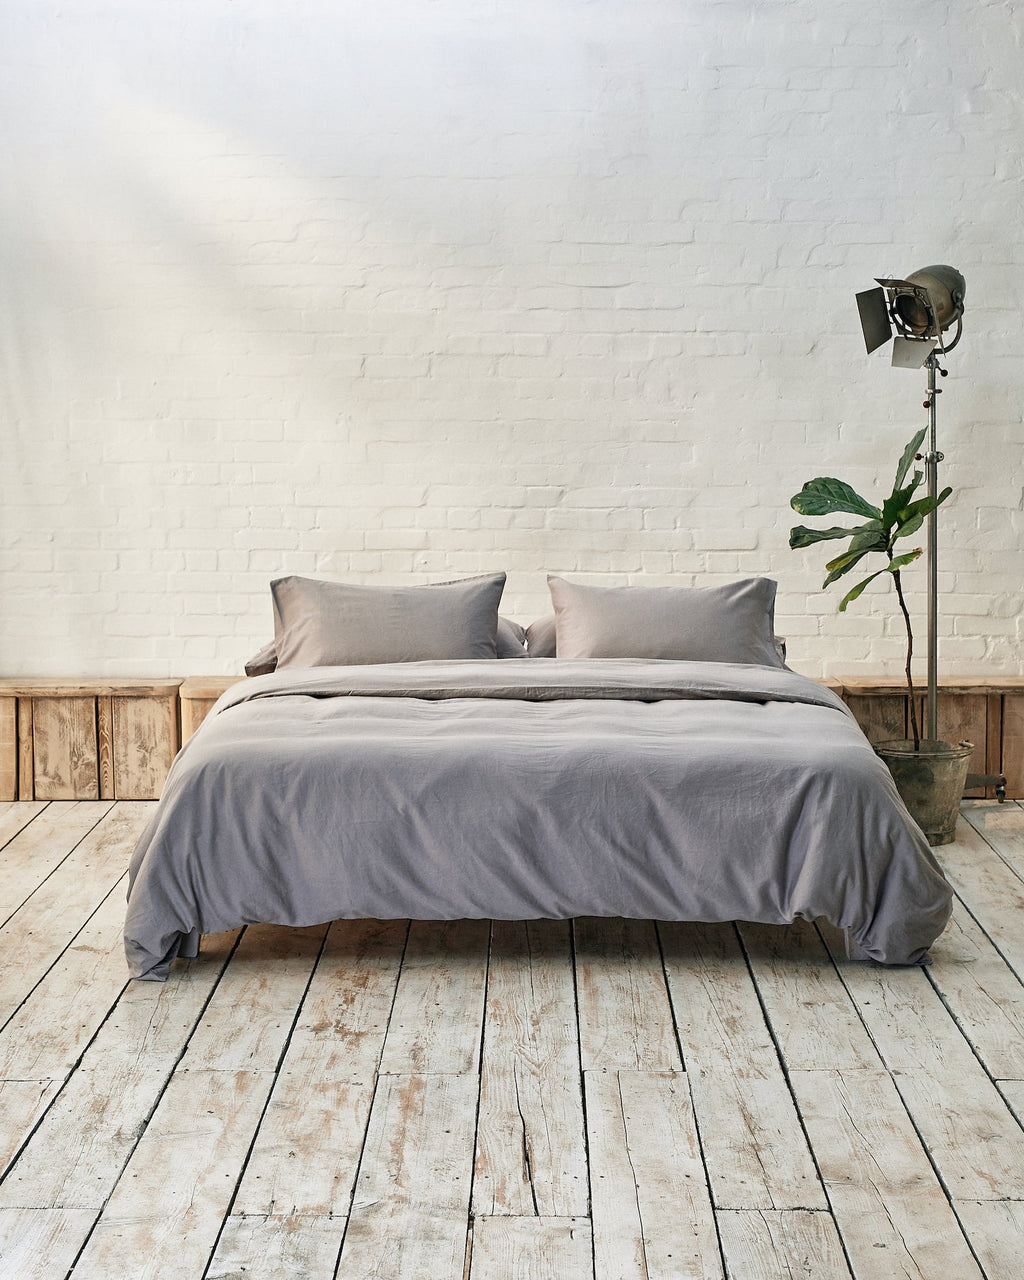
(0, 802, 49, 854)
(474, 920, 587, 1218)
(0, 800, 113, 927)
(924, 899, 1024, 1081)
(337, 1072, 478, 1280)
(469, 1216, 593, 1280)
(961, 800, 1024, 883)
(0, 803, 149, 1027)
(932, 819, 1024, 980)
(660, 922, 827, 1211)
(820, 929, 1024, 1201)
(586, 1070, 722, 1280)
(68, 1068, 276, 1280)
(738, 919, 881, 1072)
(954, 1198, 1024, 1280)
(0, 932, 238, 1210)
(573, 918, 680, 1071)
(206, 1212, 347, 1280)
(233, 919, 407, 1217)
(377, 919, 489, 1076)
(716, 1209, 852, 1280)
(789, 1068, 985, 1280)
(0, 1207, 97, 1280)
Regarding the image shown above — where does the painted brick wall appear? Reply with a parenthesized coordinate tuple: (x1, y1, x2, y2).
(2, 0, 1022, 677)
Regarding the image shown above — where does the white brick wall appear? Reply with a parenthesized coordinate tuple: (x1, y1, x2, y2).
(2, 0, 1022, 678)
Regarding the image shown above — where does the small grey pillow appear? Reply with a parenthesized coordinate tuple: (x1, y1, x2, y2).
(547, 576, 784, 667)
(271, 572, 507, 668)
(525, 614, 557, 658)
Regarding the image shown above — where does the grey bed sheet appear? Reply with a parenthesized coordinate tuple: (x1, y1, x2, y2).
(124, 659, 952, 980)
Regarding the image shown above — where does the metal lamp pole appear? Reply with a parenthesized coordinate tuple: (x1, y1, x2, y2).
(923, 352, 943, 743)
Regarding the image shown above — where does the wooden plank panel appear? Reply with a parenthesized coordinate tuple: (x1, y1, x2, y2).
(337, 1073, 478, 1280)
(954, 1200, 1024, 1280)
(0, 802, 144, 1026)
(844, 694, 905, 746)
(573, 918, 680, 1072)
(31, 696, 99, 800)
(17, 698, 33, 801)
(586, 1070, 722, 1280)
(738, 919, 880, 1071)
(0, 700, 16, 802)
(233, 918, 407, 1217)
(0, 1207, 97, 1280)
(474, 920, 587, 1217)
(112, 694, 178, 799)
(207, 1213, 347, 1280)
(181, 697, 218, 743)
(377, 919, 489, 1076)
(96, 695, 115, 799)
(716, 1210, 852, 1280)
(790, 1068, 984, 1280)
(469, 1216, 594, 1280)
(819, 927, 1024, 1200)
(928, 693, 989, 797)
(660, 922, 827, 1211)
(1004, 696, 1024, 798)
(69, 1068, 275, 1280)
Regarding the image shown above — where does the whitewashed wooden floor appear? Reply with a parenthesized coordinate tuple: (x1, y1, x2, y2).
(1, 801, 1023, 1279)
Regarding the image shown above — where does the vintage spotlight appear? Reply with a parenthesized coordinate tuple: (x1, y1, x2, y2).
(856, 265, 966, 368)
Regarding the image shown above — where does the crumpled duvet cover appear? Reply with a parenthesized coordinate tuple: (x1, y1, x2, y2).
(124, 659, 952, 980)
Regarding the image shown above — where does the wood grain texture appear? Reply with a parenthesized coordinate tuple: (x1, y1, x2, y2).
(338, 1072, 478, 1280)
(469, 1216, 593, 1280)
(206, 1213, 348, 1280)
(1004, 696, 1024, 797)
(377, 919, 489, 1076)
(586, 1070, 722, 1280)
(716, 1209, 852, 1280)
(573, 917, 680, 1071)
(790, 1068, 985, 1280)
(112, 694, 178, 798)
(0, 700, 16, 802)
(660, 922, 826, 1211)
(30, 697, 99, 800)
(474, 920, 587, 1218)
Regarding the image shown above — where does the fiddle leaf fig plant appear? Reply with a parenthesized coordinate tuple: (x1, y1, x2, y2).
(789, 427, 952, 749)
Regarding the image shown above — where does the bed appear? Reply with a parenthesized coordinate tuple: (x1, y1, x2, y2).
(123, 573, 953, 980)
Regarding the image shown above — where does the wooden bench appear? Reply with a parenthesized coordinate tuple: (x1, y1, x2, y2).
(0, 679, 182, 801)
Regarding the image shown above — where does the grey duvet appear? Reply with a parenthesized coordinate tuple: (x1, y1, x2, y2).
(125, 659, 952, 980)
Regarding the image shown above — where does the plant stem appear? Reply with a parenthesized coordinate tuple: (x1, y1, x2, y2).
(892, 568, 921, 750)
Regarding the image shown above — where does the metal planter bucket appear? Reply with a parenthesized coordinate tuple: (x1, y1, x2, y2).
(875, 739, 974, 846)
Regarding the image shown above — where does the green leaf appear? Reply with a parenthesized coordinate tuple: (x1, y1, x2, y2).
(838, 569, 886, 611)
(894, 429, 927, 490)
(789, 520, 881, 549)
(790, 477, 881, 521)
(891, 486, 954, 539)
(881, 473, 923, 532)
(822, 547, 873, 587)
(884, 549, 923, 573)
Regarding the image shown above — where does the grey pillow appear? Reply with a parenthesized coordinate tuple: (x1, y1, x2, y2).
(248, 612, 524, 672)
(271, 572, 507, 668)
(547, 576, 784, 667)
(525, 614, 557, 658)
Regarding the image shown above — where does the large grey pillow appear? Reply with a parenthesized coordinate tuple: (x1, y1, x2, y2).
(547, 576, 784, 667)
(271, 572, 507, 668)
(247, 612, 525, 673)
